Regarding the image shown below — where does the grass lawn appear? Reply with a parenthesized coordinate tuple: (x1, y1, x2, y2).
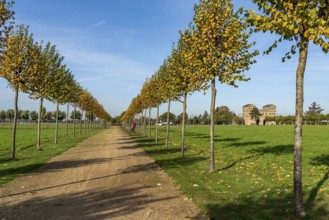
(129, 125, 329, 220)
(0, 122, 103, 186)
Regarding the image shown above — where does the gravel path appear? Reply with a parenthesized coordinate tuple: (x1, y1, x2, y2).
(0, 126, 206, 220)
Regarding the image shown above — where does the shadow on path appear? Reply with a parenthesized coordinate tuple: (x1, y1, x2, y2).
(0, 185, 177, 220)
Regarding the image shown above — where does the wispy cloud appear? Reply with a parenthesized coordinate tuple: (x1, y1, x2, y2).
(78, 74, 113, 82)
(91, 20, 107, 27)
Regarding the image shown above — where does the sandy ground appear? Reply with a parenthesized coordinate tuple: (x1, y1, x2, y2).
(0, 126, 207, 220)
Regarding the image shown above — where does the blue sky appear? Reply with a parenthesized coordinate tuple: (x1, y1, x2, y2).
(0, 0, 328, 118)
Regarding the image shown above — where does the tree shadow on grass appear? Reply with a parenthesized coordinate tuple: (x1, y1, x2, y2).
(16, 144, 35, 151)
(226, 141, 267, 148)
(133, 137, 156, 143)
(247, 144, 294, 155)
(0, 157, 13, 163)
(204, 192, 329, 220)
(119, 142, 162, 150)
(183, 131, 208, 137)
(218, 144, 293, 172)
(144, 147, 181, 156)
(155, 155, 207, 169)
(116, 137, 133, 141)
(0, 163, 44, 180)
(185, 133, 241, 143)
(217, 138, 241, 142)
(306, 155, 329, 210)
(217, 154, 258, 171)
(0, 144, 35, 158)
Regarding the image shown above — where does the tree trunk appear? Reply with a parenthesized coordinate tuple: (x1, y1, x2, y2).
(37, 98, 43, 150)
(139, 112, 142, 133)
(155, 104, 159, 143)
(148, 108, 151, 138)
(143, 109, 147, 136)
(66, 102, 69, 137)
(166, 99, 171, 147)
(84, 111, 87, 133)
(294, 36, 308, 218)
(55, 102, 59, 144)
(11, 87, 19, 160)
(73, 105, 76, 137)
(80, 110, 83, 135)
(181, 92, 187, 158)
(210, 79, 216, 172)
(89, 112, 92, 132)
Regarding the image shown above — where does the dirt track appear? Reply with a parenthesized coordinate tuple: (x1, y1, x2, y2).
(0, 127, 206, 220)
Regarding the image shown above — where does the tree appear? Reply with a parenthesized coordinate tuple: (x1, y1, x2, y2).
(248, 1, 329, 216)
(70, 110, 82, 120)
(85, 112, 95, 121)
(305, 102, 324, 115)
(49, 67, 75, 142)
(215, 106, 235, 125)
(0, 0, 14, 50)
(21, 110, 30, 121)
(156, 59, 180, 146)
(0, 25, 34, 159)
(304, 102, 324, 124)
(30, 111, 38, 121)
(249, 107, 261, 124)
(68, 84, 82, 137)
(147, 74, 165, 142)
(232, 115, 244, 125)
(169, 35, 207, 157)
(189, 115, 200, 125)
(184, 0, 258, 172)
(53, 110, 66, 121)
(325, 114, 329, 125)
(40, 106, 46, 119)
(43, 111, 53, 121)
(0, 110, 6, 124)
(201, 111, 209, 125)
(79, 90, 94, 132)
(28, 41, 65, 148)
(176, 112, 188, 124)
(6, 109, 14, 121)
(17, 110, 23, 120)
(139, 79, 154, 137)
(159, 112, 176, 123)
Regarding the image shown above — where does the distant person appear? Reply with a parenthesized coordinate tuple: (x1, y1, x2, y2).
(131, 122, 136, 132)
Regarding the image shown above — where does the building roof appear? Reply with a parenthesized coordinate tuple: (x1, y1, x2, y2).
(263, 104, 276, 108)
(243, 104, 256, 107)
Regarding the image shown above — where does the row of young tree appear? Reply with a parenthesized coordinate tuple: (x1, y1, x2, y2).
(122, 104, 328, 127)
(122, 0, 329, 217)
(0, 1, 111, 160)
(156, 107, 240, 125)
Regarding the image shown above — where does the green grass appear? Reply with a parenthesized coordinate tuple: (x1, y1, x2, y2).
(0, 122, 103, 186)
(129, 125, 329, 220)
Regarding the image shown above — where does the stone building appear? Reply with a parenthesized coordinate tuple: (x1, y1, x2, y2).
(242, 104, 277, 125)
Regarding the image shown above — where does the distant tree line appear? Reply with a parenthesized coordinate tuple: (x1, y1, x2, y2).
(266, 102, 329, 125)
(0, 108, 87, 122)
